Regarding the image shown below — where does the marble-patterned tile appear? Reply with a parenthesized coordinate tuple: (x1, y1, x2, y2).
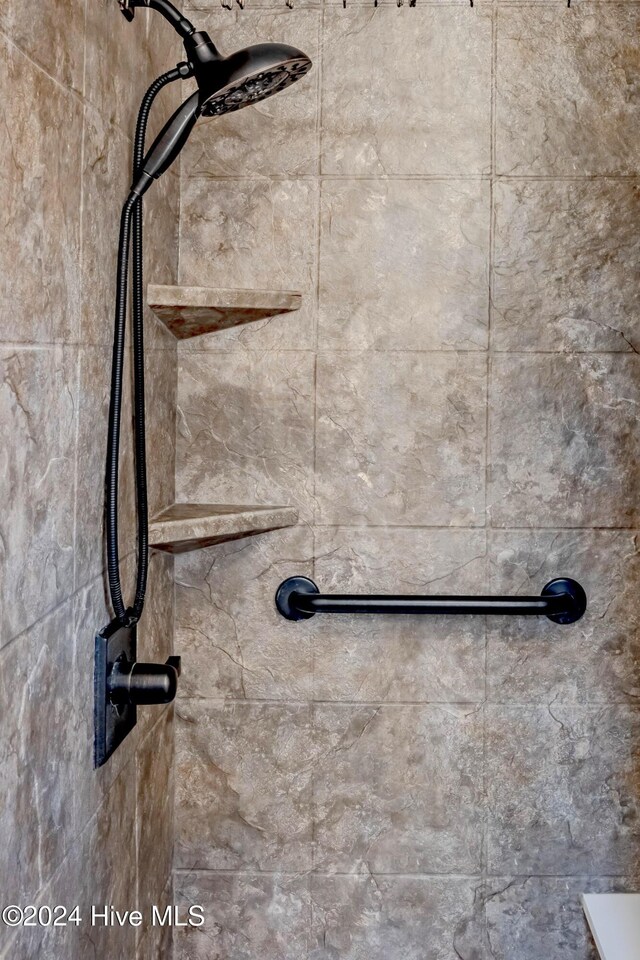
(180, 10, 320, 179)
(0, 767, 137, 959)
(138, 550, 176, 664)
(313, 704, 484, 874)
(0, 0, 84, 92)
(315, 352, 486, 526)
(312, 528, 487, 703)
(137, 711, 175, 919)
(174, 872, 312, 960)
(175, 526, 314, 700)
(0, 602, 76, 911)
(485, 705, 640, 877)
(177, 351, 315, 520)
(488, 355, 640, 528)
(0, 38, 82, 344)
(75, 345, 137, 586)
(84, 0, 154, 138)
(144, 341, 178, 519)
(320, 7, 492, 176)
(142, 8, 183, 292)
(493, 181, 640, 353)
(487, 530, 640, 704)
(178, 178, 317, 351)
(175, 701, 315, 871)
(144, 165, 181, 291)
(495, 6, 640, 176)
(484, 877, 637, 960)
(0, 346, 77, 645)
(319, 180, 489, 351)
(80, 106, 134, 346)
(310, 875, 485, 960)
(136, 878, 173, 960)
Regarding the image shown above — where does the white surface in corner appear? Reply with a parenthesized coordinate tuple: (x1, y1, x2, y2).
(582, 894, 640, 960)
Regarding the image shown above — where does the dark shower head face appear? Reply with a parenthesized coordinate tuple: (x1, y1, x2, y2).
(189, 39, 312, 118)
(202, 56, 312, 117)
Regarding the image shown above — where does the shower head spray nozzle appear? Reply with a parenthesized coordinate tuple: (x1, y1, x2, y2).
(188, 34, 312, 118)
(123, 1, 312, 198)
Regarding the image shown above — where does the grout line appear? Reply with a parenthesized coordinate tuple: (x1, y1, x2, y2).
(3, 341, 640, 356)
(176, 696, 640, 707)
(173, 867, 638, 879)
(181, 173, 640, 182)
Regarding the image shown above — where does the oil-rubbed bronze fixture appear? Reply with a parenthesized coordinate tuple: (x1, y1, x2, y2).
(94, 0, 312, 767)
(275, 577, 587, 624)
(95, 620, 181, 767)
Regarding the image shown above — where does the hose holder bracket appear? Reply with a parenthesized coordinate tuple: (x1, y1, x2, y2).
(94, 617, 181, 767)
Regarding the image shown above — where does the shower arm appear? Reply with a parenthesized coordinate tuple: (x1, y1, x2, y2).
(118, 0, 196, 38)
(275, 577, 588, 625)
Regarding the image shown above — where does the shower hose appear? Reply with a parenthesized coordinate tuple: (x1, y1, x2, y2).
(106, 67, 183, 626)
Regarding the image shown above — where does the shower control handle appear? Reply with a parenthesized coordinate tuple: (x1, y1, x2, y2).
(108, 654, 181, 706)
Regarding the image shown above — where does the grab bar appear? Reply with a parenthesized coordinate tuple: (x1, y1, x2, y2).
(275, 576, 587, 624)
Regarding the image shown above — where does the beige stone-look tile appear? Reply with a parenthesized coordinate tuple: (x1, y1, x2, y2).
(483, 877, 636, 960)
(144, 166, 181, 291)
(0, 38, 82, 344)
(321, 7, 491, 176)
(312, 528, 487, 703)
(487, 530, 640, 704)
(174, 872, 312, 960)
(136, 879, 173, 960)
(488, 355, 640, 528)
(493, 181, 640, 353)
(138, 550, 176, 664)
(176, 351, 315, 520)
(142, 9, 183, 291)
(313, 703, 484, 874)
(0, 765, 138, 959)
(485, 705, 640, 877)
(316, 352, 486, 526)
(180, 9, 320, 179)
(137, 711, 175, 919)
(144, 341, 178, 519)
(136, 551, 176, 742)
(175, 526, 314, 700)
(495, 6, 640, 176)
(179, 178, 317, 350)
(0, 0, 84, 92)
(319, 180, 489, 351)
(75, 345, 136, 586)
(310, 875, 485, 960)
(74, 767, 139, 960)
(81, 106, 135, 346)
(0, 346, 76, 645)
(0, 603, 76, 911)
(84, 0, 154, 137)
(175, 701, 315, 871)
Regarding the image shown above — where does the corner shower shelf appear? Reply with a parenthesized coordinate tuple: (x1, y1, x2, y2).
(147, 284, 302, 339)
(149, 503, 299, 554)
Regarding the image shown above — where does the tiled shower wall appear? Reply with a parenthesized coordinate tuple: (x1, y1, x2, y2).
(0, 2, 182, 957)
(174, 3, 640, 959)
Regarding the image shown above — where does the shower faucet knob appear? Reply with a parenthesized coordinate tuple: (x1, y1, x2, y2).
(108, 654, 181, 706)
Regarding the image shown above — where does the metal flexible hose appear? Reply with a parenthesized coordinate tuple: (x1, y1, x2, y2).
(106, 67, 182, 625)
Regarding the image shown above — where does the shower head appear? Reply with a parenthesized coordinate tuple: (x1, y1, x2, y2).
(187, 33, 312, 118)
(122, 1, 312, 198)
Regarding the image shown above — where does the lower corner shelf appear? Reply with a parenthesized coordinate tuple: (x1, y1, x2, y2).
(149, 503, 299, 554)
